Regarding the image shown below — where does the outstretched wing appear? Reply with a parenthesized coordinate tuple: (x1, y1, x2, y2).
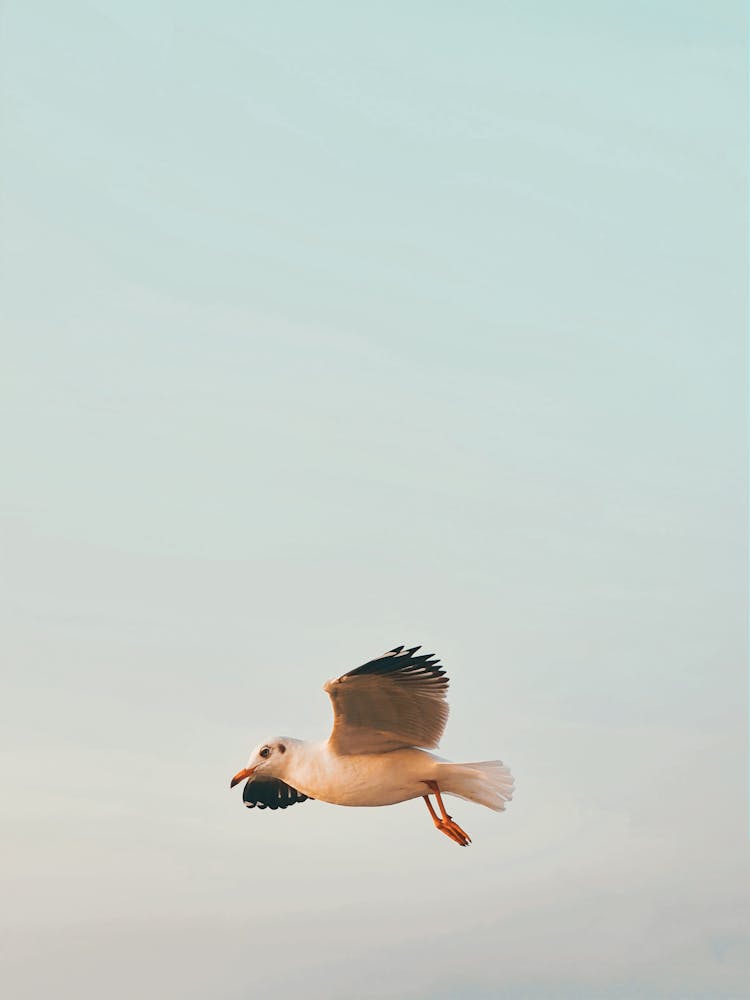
(324, 645, 449, 755)
(242, 776, 311, 810)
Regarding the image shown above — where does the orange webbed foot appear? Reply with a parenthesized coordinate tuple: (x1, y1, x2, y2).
(436, 816, 471, 846)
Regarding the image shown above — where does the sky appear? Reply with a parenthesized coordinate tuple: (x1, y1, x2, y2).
(1, 2, 748, 998)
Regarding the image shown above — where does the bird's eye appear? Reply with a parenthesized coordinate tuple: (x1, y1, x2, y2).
(259, 747, 271, 758)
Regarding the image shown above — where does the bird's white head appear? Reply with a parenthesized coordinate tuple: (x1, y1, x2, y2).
(229, 737, 295, 788)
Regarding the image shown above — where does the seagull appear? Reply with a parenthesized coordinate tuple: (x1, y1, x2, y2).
(229, 645, 514, 846)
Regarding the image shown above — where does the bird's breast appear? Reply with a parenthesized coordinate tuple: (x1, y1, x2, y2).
(287, 747, 439, 807)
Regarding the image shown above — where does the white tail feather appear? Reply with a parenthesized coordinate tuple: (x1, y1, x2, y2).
(436, 760, 515, 812)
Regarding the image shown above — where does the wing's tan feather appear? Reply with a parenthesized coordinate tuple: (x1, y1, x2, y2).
(324, 646, 450, 755)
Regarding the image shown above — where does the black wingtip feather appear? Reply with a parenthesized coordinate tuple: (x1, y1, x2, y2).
(346, 645, 449, 686)
(242, 777, 311, 810)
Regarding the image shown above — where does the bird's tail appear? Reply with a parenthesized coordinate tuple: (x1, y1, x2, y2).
(435, 760, 515, 812)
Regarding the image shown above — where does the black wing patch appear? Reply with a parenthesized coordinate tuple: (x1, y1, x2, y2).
(345, 645, 449, 689)
(242, 776, 311, 810)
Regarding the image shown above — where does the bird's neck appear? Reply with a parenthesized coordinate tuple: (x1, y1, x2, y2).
(279, 739, 327, 793)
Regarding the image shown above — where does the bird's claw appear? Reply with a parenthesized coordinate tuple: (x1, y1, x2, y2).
(435, 817, 472, 846)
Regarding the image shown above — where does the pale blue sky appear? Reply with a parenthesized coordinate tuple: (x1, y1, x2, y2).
(2, 3, 747, 998)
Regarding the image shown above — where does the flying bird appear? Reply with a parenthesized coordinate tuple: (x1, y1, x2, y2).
(229, 645, 514, 846)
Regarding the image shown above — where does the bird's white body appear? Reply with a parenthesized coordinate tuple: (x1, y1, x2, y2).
(261, 738, 514, 811)
(273, 740, 437, 807)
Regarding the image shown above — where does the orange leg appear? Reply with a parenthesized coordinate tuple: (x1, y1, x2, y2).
(423, 782, 471, 846)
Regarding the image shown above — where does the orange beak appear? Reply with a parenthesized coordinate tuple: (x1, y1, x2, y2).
(230, 766, 255, 789)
